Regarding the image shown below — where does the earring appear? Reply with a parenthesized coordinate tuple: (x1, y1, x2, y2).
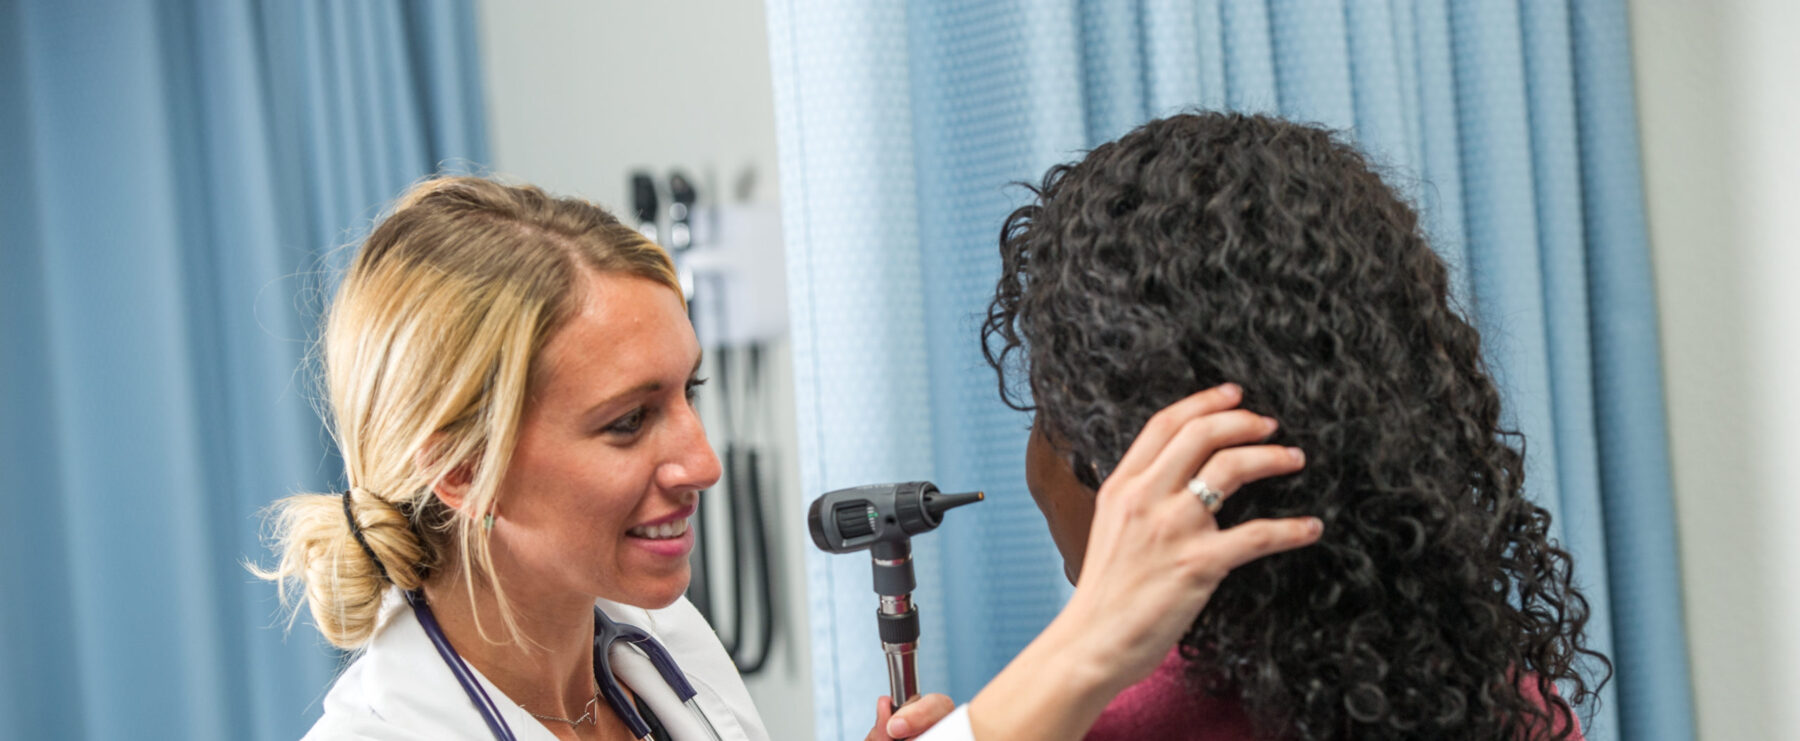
(482, 513, 495, 531)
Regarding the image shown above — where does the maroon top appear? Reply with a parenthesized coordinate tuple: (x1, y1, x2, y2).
(1085, 649, 1258, 740)
(1085, 649, 1586, 740)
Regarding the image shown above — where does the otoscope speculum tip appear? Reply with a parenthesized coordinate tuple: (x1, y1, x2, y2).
(924, 490, 984, 519)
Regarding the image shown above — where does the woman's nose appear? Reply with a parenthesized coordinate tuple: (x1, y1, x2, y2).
(659, 403, 721, 492)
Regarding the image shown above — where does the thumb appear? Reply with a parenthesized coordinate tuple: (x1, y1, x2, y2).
(888, 693, 955, 738)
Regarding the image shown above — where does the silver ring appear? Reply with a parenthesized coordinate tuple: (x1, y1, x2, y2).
(1187, 477, 1224, 513)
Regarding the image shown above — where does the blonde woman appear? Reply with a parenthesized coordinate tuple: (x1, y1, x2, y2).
(259, 176, 1321, 741)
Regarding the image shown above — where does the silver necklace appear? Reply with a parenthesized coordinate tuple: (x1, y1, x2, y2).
(524, 683, 604, 728)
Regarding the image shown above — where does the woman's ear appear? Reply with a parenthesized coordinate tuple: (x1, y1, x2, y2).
(432, 463, 474, 511)
(415, 439, 474, 511)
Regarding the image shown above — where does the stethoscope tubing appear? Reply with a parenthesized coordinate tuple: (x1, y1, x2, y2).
(407, 590, 520, 741)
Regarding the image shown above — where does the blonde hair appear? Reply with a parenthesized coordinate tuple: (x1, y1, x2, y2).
(255, 176, 680, 650)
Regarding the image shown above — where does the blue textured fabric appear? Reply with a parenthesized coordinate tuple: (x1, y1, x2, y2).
(0, 2, 488, 739)
(765, 1, 1695, 739)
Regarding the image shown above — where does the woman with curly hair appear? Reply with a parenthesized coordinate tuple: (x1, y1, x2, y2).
(982, 112, 1606, 740)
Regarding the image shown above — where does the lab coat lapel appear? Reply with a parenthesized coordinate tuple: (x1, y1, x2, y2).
(599, 598, 755, 741)
(611, 642, 708, 740)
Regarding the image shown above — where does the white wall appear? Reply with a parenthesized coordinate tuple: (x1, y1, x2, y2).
(1631, 0, 1800, 737)
(475, 0, 782, 212)
(473, 3, 814, 740)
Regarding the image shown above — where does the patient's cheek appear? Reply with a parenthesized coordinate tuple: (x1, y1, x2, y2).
(1035, 481, 1094, 582)
(1026, 423, 1097, 583)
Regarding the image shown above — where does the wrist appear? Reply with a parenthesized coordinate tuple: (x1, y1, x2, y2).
(1040, 601, 1132, 695)
(966, 607, 1124, 741)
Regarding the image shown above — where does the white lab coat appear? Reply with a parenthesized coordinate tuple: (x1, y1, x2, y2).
(302, 589, 771, 740)
(301, 588, 980, 740)
(926, 707, 974, 740)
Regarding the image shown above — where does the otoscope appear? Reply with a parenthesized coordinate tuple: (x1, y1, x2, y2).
(808, 482, 984, 712)
(666, 170, 698, 300)
(629, 171, 660, 243)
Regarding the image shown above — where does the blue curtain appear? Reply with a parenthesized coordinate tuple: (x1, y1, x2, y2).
(0, 2, 488, 739)
(765, 1, 1694, 740)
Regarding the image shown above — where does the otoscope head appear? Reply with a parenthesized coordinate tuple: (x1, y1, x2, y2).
(668, 171, 698, 207)
(807, 481, 984, 554)
(630, 171, 658, 224)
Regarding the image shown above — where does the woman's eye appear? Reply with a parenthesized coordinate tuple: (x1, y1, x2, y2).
(685, 377, 708, 403)
(604, 407, 647, 436)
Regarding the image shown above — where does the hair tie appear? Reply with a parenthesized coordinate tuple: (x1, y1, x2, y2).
(342, 489, 393, 584)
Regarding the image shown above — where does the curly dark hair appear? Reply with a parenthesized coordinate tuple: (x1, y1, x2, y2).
(982, 112, 1609, 740)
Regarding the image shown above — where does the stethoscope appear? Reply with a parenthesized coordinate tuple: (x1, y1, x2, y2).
(406, 590, 726, 741)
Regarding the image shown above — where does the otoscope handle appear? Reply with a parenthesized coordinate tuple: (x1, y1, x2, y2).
(884, 641, 920, 713)
(871, 540, 916, 597)
(875, 545, 922, 712)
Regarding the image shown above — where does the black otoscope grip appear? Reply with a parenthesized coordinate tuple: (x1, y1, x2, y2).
(878, 608, 921, 644)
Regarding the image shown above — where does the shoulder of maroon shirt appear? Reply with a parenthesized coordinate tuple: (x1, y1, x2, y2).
(1082, 648, 1586, 741)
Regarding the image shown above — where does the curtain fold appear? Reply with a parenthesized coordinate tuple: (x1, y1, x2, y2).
(1570, 4, 1694, 737)
(0, 2, 488, 739)
(767, 1, 1694, 739)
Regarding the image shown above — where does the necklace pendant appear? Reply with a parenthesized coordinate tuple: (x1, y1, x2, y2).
(527, 691, 604, 728)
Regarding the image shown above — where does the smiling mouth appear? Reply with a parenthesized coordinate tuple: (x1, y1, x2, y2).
(627, 518, 691, 540)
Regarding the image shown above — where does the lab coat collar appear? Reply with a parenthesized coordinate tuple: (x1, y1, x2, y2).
(312, 589, 759, 740)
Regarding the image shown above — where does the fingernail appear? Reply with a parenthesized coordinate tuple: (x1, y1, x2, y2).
(1287, 447, 1305, 464)
(1308, 517, 1324, 535)
(1263, 416, 1280, 433)
(1220, 383, 1241, 398)
(888, 718, 913, 738)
